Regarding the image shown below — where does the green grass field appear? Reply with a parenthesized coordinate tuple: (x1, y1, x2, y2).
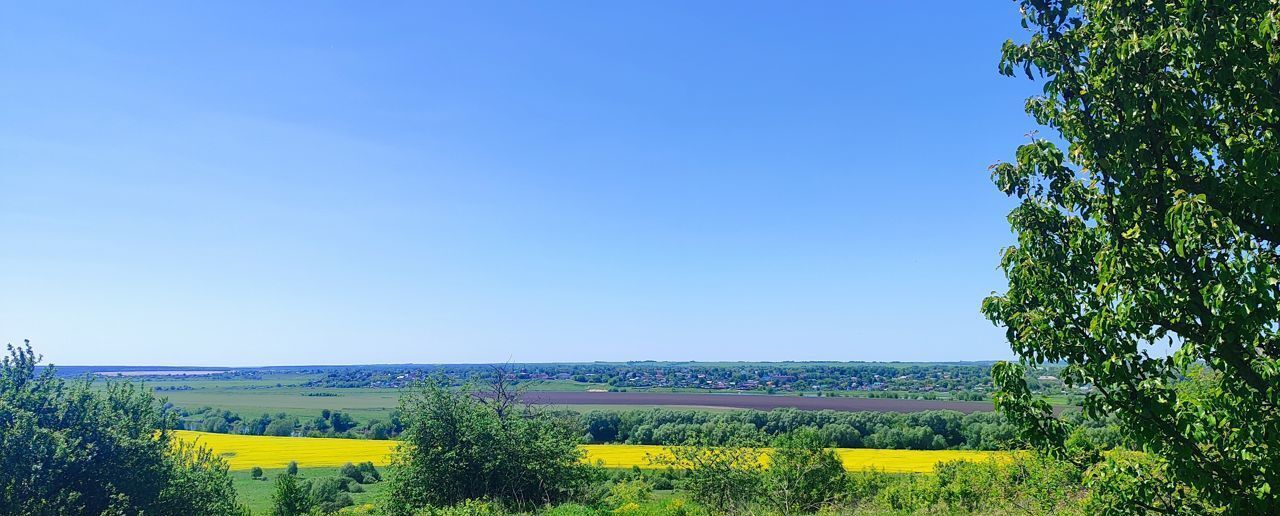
(122, 377, 751, 424)
(158, 385, 401, 422)
(97, 370, 1067, 426)
(232, 467, 387, 515)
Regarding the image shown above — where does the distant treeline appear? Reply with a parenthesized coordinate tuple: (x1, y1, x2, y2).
(301, 362, 1013, 395)
(171, 402, 1076, 451)
(170, 405, 404, 440)
(577, 408, 1023, 450)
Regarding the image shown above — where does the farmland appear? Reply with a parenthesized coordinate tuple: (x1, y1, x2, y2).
(174, 430, 396, 470)
(103, 364, 1022, 431)
(521, 391, 994, 413)
(174, 430, 1012, 474)
(149, 382, 993, 425)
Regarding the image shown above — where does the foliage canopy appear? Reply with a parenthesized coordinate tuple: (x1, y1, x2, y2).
(386, 376, 597, 514)
(0, 340, 244, 515)
(983, 0, 1280, 512)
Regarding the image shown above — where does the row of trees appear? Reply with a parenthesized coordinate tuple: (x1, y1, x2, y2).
(302, 361, 1010, 395)
(175, 406, 403, 439)
(578, 407, 1029, 450)
(173, 401, 1036, 452)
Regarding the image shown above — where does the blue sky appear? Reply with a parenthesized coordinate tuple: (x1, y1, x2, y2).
(1, 2, 1038, 366)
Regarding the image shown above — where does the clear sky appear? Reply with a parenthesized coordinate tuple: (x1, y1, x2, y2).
(1, 2, 1040, 366)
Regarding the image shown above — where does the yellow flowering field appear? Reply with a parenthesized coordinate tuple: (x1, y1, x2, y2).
(173, 430, 397, 470)
(581, 444, 1011, 473)
(174, 431, 1011, 474)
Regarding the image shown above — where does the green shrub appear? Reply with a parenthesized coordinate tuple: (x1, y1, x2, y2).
(845, 470, 892, 503)
(650, 435, 763, 514)
(934, 459, 1000, 512)
(539, 503, 601, 516)
(340, 462, 364, 483)
(874, 474, 938, 513)
(0, 341, 245, 515)
(310, 477, 355, 513)
(357, 461, 382, 482)
(387, 379, 597, 514)
(604, 479, 652, 510)
(413, 499, 504, 516)
(764, 428, 846, 514)
(271, 473, 312, 516)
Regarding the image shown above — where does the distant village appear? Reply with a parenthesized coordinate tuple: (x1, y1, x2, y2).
(269, 362, 1073, 398)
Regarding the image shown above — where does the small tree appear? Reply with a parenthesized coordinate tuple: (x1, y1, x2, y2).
(271, 473, 311, 516)
(251, 466, 265, 480)
(651, 435, 764, 514)
(265, 418, 295, 437)
(329, 411, 356, 433)
(764, 428, 846, 514)
(286, 461, 299, 476)
(386, 373, 597, 514)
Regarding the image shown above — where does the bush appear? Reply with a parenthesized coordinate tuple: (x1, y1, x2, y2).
(874, 474, 938, 513)
(271, 473, 312, 516)
(340, 462, 364, 483)
(651, 435, 763, 514)
(310, 477, 355, 513)
(650, 476, 674, 491)
(0, 341, 245, 515)
(845, 470, 893, 504)
(413, 499, 504, 516)
(765, 428, 846, 514)
(387, 379, 598, 514)
(604, 479, 652, 510)
(934, 460, 1000, 512)
(252, 466, 265, 480)
(357, 461, 382, 482)
(287, 461, 299, 475)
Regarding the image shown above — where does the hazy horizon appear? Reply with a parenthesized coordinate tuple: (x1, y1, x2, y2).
(48, 358, 1008, 369)
(3, 3, 1036, 366)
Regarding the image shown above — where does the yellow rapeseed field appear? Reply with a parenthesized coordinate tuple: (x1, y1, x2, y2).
(173, 430, 396, 470)
(174, 431, 1011, 474)
(581, 445, 1011, 473)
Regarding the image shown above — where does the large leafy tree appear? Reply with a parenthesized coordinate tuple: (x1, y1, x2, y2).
(0, 341, 245, 515)
(982, 0, 1279, 512)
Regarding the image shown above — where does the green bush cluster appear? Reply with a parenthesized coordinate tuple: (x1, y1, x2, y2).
(0, 341, 246, 515)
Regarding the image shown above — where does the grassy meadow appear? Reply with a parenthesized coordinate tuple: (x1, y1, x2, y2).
(231, 466, 388, 514)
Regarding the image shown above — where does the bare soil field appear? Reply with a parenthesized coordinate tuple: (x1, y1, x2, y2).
(520, 391, 995, 413)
